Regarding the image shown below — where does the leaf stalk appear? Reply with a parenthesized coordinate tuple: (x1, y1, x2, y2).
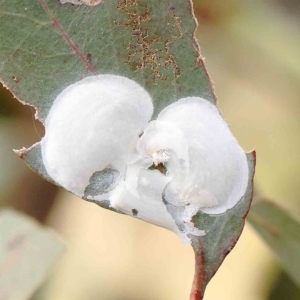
(190, 238, 206, 300)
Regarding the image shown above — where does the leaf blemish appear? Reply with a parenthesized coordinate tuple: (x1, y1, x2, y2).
(12, 76, 20, 83)
(115, 0, 182, 84)
(59, 0, 102, 6)
(132, 209, 138, 216)
(86, 53, 92, 62)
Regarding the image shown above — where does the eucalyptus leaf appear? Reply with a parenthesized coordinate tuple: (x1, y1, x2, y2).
(269, 270, 300, 300)
(0, 1, 255, 299)
(248, 200, 300, 288)
(165, 152, 255, 298)
(0, 209, 64, 300)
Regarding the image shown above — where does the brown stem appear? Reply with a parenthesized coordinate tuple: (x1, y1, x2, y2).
(190, 239, 206, 300)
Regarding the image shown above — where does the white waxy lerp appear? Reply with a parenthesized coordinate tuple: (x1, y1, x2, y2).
(41, 74, 249, 244)
(152, 97, 249, 215)
(41, 75, 153, 195)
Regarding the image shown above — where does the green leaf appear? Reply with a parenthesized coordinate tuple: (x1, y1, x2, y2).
(0, 1, 255, 299)
(0, 209, 64, 300)
(248, 200, 300, 288)
(168, 152, 255, 299)
(269, 270, 300, 300)
(0, 0, 215, 121)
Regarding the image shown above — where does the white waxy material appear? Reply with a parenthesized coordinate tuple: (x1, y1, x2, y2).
(137, 120, 189, 167)
(41, 75, 153, 196)
(157, 97, 249, 215)
(41, 75, 249, 244)
(110, 169, 174, 230)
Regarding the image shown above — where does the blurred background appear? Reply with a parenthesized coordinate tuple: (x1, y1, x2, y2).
(1, 0, 300, 299)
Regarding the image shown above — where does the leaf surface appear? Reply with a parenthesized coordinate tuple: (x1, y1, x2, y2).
(248, 200, 300, 287)
(0, 0, 215, 120)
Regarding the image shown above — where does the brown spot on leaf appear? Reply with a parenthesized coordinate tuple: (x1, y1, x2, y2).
(148, 163, 167, 175)
(115, 0, 182, 84)
(86, 53, 92, 62)
(12, 76, 19, 83)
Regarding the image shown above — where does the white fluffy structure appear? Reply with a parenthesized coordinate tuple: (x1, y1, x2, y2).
(41, 75, 153, 195)
(151, 98, 249, 215)
(41, 75, 249, 244)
